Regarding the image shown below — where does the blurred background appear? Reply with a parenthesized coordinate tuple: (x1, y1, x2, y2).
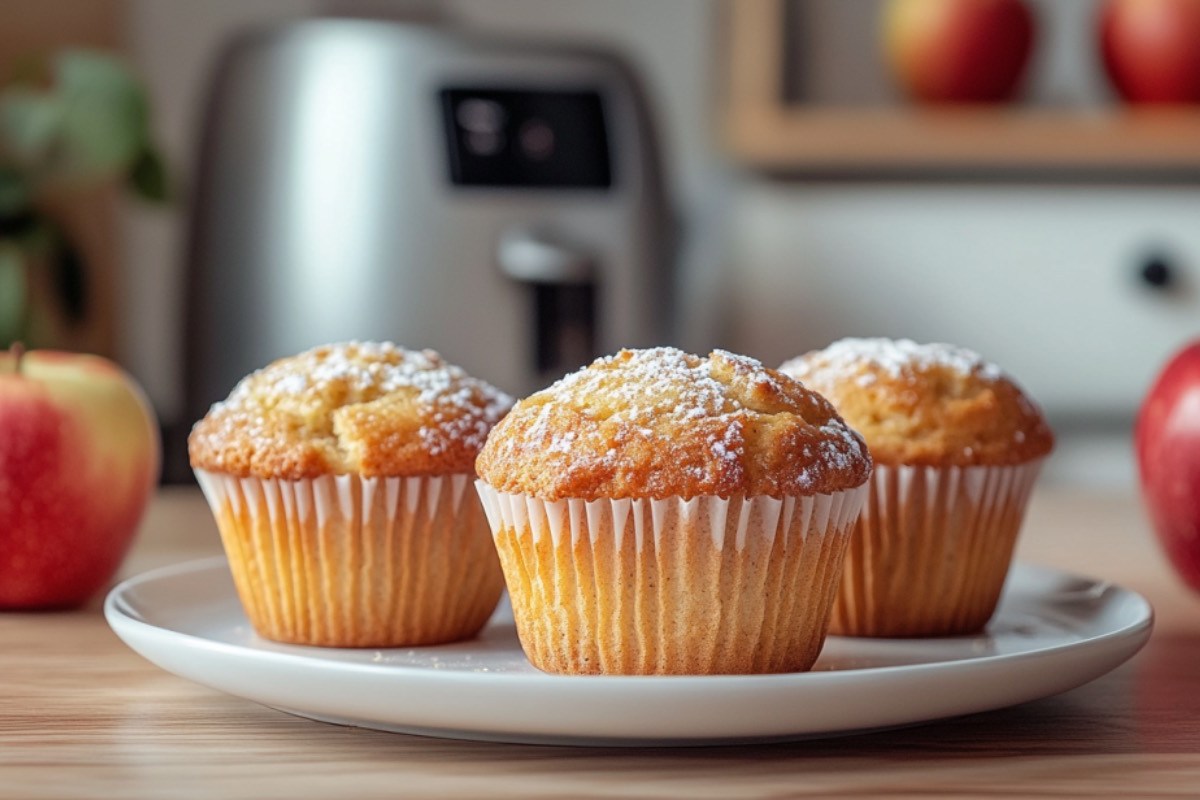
(2, 0, 1197, 486)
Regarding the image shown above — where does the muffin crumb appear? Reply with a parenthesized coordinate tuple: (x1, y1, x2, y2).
(781, 338, 1053, 467)
(477, 347, 871, 500)
(190, 342, 512, 479)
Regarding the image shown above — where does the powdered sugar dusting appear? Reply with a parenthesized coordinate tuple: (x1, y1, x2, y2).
(535, 347, 749, 466)
(781, 338, 1005, 386)
(484, 347, 870, 497)
(251, 343, 506, 410)
(818, 422, 863, 471)
(714, 348, 790, 395)
(207, 341, 513, 458)
(550, 347, 742, 410)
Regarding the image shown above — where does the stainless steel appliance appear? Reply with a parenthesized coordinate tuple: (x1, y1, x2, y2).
(184, 18, 672, 426)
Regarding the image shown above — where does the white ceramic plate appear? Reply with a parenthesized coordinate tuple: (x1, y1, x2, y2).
(105, 558, 1153, 746)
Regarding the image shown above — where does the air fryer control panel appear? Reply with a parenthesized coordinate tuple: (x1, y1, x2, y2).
(440, 88, 612, 188)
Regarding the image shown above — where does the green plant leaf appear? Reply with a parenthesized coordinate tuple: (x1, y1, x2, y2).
(52, 50, 149, 183)
(0, 246, 28, 346)
(128, 144, 169, 202)
(0, 89, 63, 172)
(0, 169, 30, 217)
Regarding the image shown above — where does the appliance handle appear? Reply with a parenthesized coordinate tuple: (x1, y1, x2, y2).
(497, 230, 594, 284)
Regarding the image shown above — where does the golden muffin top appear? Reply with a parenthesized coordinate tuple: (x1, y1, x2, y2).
(189, 342, 513, 479)
(779, 338, 1053, 468)
(475, 347, 871, 501)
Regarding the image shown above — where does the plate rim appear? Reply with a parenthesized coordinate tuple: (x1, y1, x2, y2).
(105, 556, 1155, 690)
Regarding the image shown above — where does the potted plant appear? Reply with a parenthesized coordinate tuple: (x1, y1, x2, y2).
(0, 49, 167, 350)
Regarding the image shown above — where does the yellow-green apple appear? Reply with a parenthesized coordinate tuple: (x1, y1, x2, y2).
(882, 0, 1036, 103)
(1136, 341, 1200, 592)
(1102, 0, 1200, 104)
(0, 346, 159, 608)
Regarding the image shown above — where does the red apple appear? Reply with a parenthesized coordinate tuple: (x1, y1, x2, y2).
(1136, 341, 1200, 591)
(0, 346, 159, 608)
(882, 0, 1036, 103)
(1101, 0, 1200, 104)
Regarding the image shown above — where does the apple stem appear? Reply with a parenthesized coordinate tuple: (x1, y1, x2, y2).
(10, 341, 24, 375)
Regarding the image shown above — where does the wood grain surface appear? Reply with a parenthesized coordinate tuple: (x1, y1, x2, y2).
(1, 486, 1198, 799)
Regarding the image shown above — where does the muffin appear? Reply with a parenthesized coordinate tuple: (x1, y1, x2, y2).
(474, 347, 872, 675)
(189, 342, 512, 647)
(780, 338, 1054, 637)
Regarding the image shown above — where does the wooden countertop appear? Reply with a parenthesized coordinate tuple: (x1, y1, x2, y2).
(2, 485, 1198, 798)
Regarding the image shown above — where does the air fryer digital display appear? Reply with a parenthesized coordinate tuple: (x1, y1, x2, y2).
(440, 88, 612, 189)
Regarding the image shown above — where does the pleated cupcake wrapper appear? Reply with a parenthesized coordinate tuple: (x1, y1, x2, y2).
(194, 470, 504, 647)
(830, 461, 1044, 638)
(475, 481, 868, 675)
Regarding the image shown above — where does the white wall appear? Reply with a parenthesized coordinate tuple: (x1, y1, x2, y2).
(733, 183, 1200, 416)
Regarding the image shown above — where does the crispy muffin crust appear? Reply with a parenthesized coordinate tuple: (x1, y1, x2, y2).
(475, 347, 871, 501)
(780, 338, 1054, 467)
(189, 342, 513, 479)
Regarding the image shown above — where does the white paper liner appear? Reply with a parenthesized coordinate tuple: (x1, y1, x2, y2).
(474, 484, 866, 553)
(475, 481, 869, 675)
(831, 461, 1044, 637)
(194, 470, 503, 647)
